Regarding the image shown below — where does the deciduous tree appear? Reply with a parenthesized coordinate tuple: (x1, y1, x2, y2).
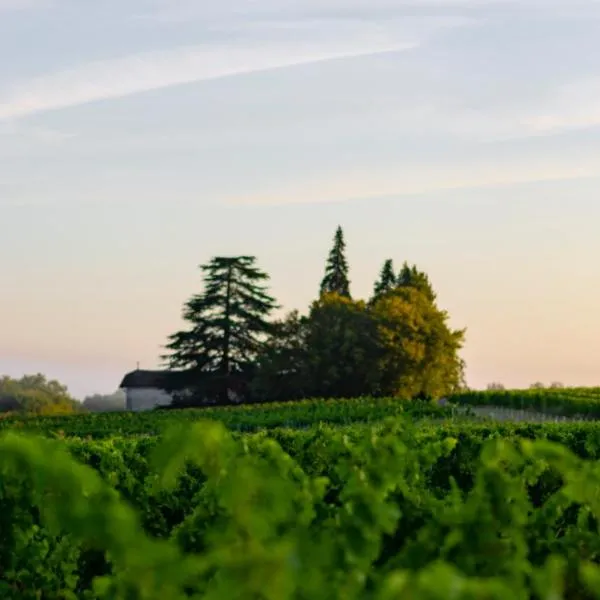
(370, 287, 465, 399)
(303, 293, 379, 398)
(0, 374, 80, 414)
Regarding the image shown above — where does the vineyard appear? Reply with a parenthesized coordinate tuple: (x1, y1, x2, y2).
(452, 387, 600, 418)
(2, 390, 600, 598)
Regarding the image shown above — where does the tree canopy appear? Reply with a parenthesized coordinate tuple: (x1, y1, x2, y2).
(397, 261, 436, 302)
(0, 374, 80, 415)
(302, 293, 380, 399)
(370, 287, 465, 398)
(163, 227, 467, 406)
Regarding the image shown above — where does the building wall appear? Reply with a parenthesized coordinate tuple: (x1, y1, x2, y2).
(125, 387, 173, 411)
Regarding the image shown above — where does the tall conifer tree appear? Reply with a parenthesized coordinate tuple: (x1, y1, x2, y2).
(163, 256, 278, 403)
(372, 259, 396, 299)
(319, 226, 351, 298)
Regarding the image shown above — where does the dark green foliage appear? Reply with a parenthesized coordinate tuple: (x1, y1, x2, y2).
(250, 310, 311, 402)
(302, 294, 381, 398)
(253, 272, 464, 402)
(372, 258, 397, 300)
(319, 226, 351, 298)
(163, 256, 278, 403)
(157, 230, 465, 403)
(397, 261, 437, 302)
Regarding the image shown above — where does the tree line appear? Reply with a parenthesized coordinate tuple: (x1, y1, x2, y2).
(0, 374, 80, 415)
(162, 226, 466, 406)
(0, 374, 127, 415)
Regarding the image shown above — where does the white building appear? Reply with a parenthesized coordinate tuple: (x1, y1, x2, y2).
(119, 369, 174, 411)
(119, 368, 246, 410)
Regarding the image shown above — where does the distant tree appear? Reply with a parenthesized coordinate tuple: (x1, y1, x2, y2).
(319, 226, 351, 298)
(0, 374, 80, 415)
(529, 382, 545, 390)
(370, 287, 465, 399)
(163, 256, 278, 404)
(397, 261, 436, 302)
(486, 382, 506, 391)
(251, 310, 310, 402)
(372, 259, 396, 300)
(303, 293, 380, 398)
(82, 390, 126, 412)
(549, 381, 564, 389)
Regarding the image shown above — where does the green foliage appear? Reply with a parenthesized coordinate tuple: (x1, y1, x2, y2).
(250, 310, 311, 402)
(163, 256, 278, 403)
(0, 374, 80, 415)
(371, 287, 466, 399)
(2, 417, 600, 597)
(451, 387, 600, 418)
(0, 396, 450, 438)
(158, 230, 465, 404)
(397, 261, 437, 302)
(319, 225, 351, 298)
(372, 259, 397, 300)
(302, 293, 381, 398)
(254, 283, 465, 402)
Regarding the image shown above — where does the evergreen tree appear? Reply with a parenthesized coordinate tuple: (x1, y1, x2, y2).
(319, 226, 351, 298)
(372, 259, 396, 299)
(396, 261, 436, 302)
(162, 256, 278, 404)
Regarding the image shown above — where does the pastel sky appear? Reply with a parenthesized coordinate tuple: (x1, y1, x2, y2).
(2, 0, 600, 399)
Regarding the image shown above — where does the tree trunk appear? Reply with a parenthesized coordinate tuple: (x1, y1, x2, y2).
(221, 263, 233, 403)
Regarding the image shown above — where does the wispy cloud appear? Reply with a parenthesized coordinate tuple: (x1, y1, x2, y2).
(0, 40, 416, 120)
(138, 0, 600, 23)
(224, 157, 600, 206)
(521, 77, 600, 134)
(0, 0, 51, 11)
(0, 121, 75, 143)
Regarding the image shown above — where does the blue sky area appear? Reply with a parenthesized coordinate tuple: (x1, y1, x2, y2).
(1, 0, 599, 398)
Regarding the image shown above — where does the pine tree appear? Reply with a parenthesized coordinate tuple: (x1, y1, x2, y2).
(372, 259, 396, 299)
(163, 256, 278, 404)
(319, 226, 351, 298)
(396, 261, 436, 302)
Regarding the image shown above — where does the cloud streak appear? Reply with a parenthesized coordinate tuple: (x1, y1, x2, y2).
(0, 40, 416, 120)
(521, 77, 600, 134)
(224, 157, 600, 206)
(0, 0, 50, 11)
(140, 0, 597, 22)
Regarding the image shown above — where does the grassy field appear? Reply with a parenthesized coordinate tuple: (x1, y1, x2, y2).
(1, 388, 600, 598)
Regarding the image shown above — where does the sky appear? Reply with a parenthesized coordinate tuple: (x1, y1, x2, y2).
(1, 0, 600, 399)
